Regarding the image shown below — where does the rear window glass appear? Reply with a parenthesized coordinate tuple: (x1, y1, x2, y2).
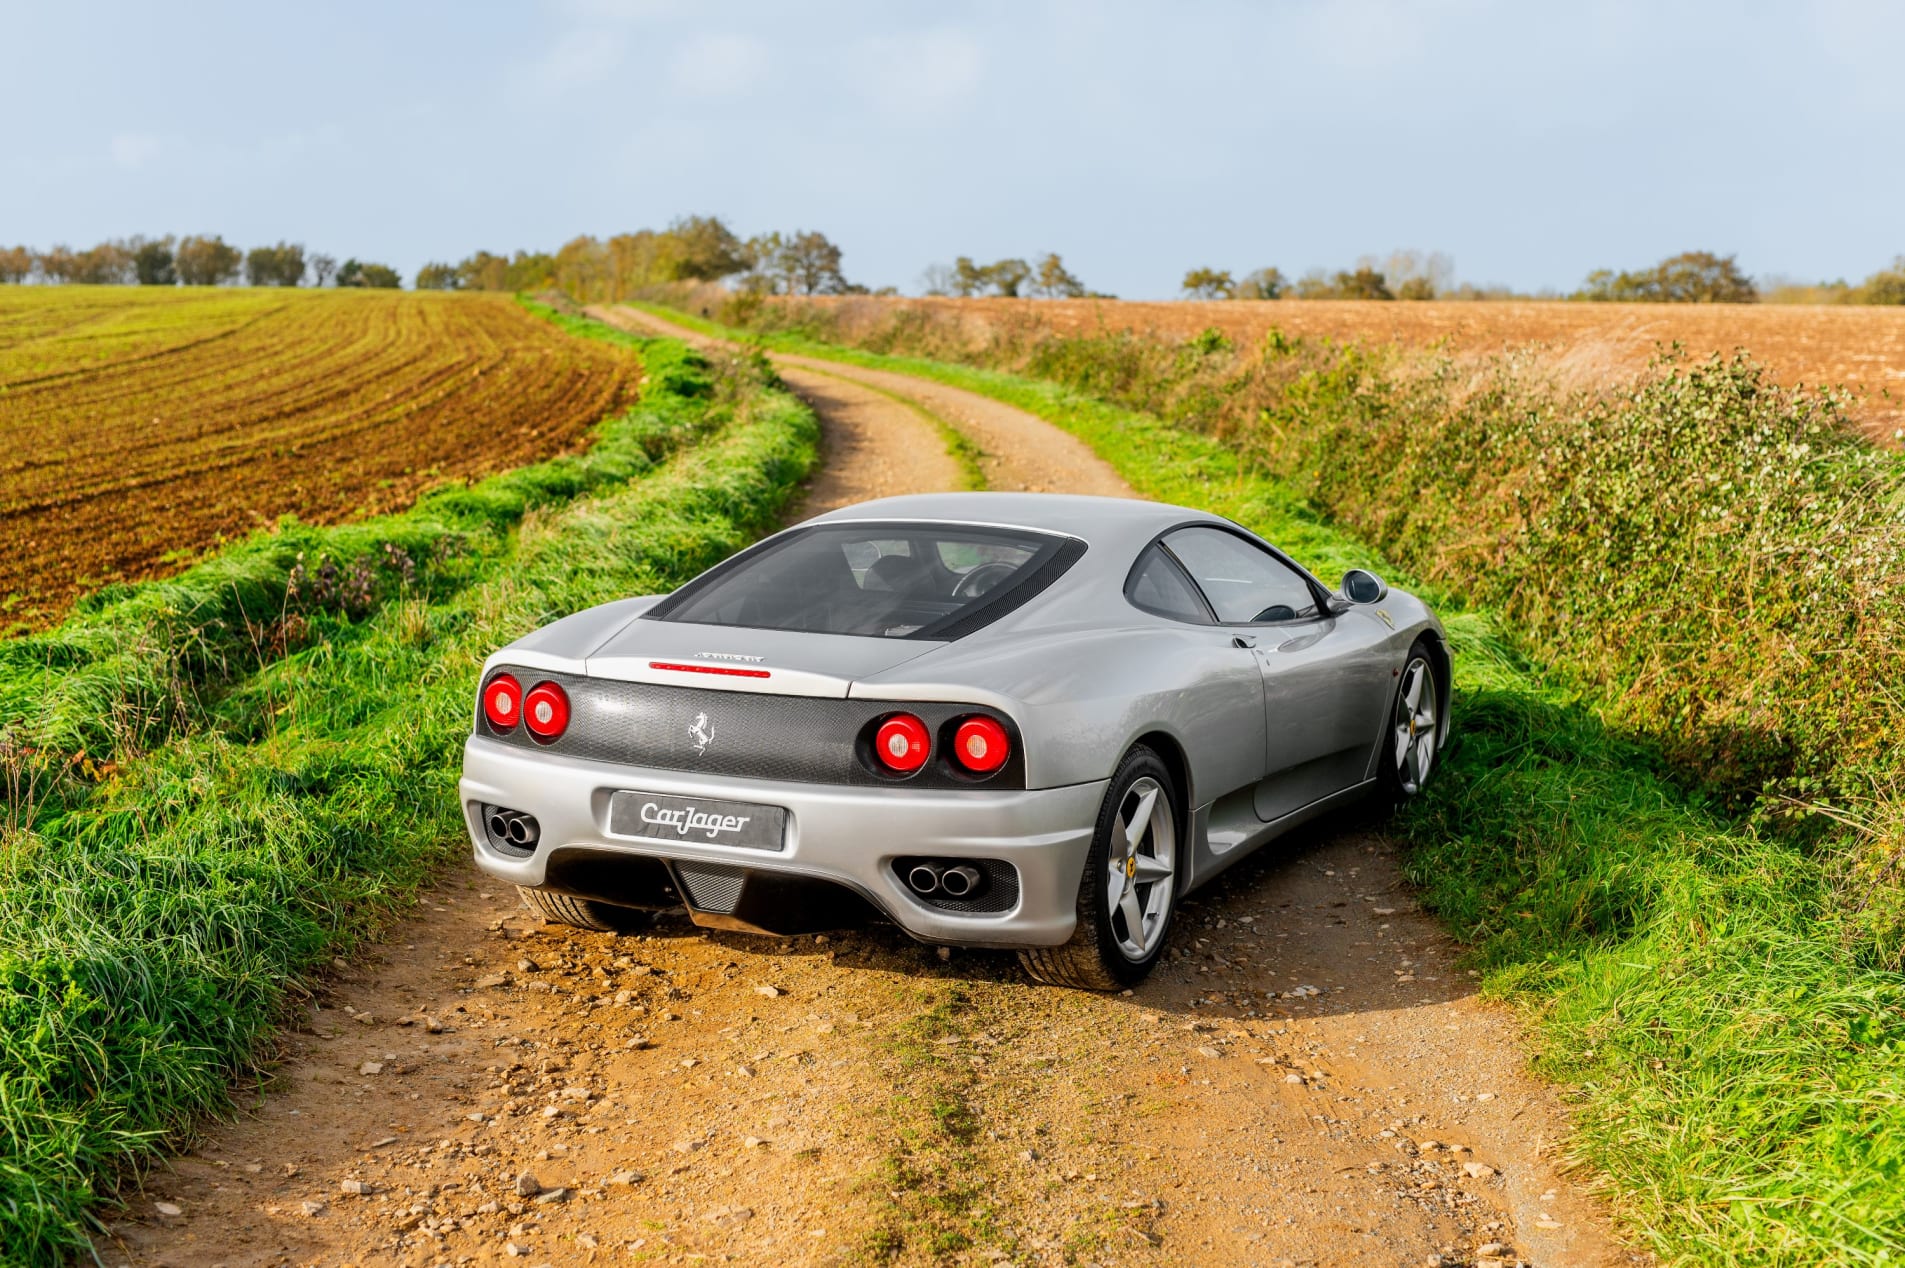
(652, 523, 1078, 639)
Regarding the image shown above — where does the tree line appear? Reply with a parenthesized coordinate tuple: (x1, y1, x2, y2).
(414, 217, 873, 302)
(1172, 249, 1905, 305)
(0, 235, 401, 288)
(8, 223, 1901, 306)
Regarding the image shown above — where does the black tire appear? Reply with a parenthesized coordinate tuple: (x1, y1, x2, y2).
(1019, 747, 1181, 991)
(517, 886, 651, 933)
(1377, 638, 1448, 804)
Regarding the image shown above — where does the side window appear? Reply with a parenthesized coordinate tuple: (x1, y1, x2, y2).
(1163, 526, 1320, 624)
(1126, 545, 1213, 623)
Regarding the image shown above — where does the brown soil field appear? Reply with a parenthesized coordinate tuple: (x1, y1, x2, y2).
(780, 295, 1905, 442)
(0, 286, 641, 628)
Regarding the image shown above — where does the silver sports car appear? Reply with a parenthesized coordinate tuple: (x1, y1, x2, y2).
(459, 493, 1449, 989)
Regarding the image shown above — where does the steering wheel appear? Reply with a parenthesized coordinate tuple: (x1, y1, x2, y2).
(953, 562, 1018, 600)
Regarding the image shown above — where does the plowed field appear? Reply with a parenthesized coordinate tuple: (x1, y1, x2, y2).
(782, 294, 1905, 441)
(0, 286, 642, 627)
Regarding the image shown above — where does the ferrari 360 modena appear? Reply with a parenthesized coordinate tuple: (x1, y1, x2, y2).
(459, 493, 1449, 989)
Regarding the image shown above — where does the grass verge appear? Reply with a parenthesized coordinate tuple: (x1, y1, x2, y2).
(0, 325, 818, 1265)
(631, 300, 1905, 1266)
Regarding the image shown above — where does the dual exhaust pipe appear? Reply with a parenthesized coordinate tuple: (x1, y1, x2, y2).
(907, 861, 984, 899)
(485, 806, 540, 850)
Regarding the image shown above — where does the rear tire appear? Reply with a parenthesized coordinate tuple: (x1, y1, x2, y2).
(1019, 747, 1181, 991)
(516, 886, 651, 933)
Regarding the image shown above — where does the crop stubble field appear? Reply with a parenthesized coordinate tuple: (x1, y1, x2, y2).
(0, 287, 642, 628)
(777, 294, 1905, 440)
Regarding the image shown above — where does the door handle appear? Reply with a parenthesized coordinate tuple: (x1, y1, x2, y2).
(1231, 634, 1258, 649)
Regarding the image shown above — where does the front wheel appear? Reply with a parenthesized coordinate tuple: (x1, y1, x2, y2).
(1379, 641, 1447, 801)
(1019, 747, 1180, 991)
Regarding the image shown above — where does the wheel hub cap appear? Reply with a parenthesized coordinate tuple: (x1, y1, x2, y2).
(1393, 657, 1439, 795)
(1106, 776, 1176, 961)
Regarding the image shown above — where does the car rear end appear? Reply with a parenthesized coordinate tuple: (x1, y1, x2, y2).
(457, 510, 1108, 946)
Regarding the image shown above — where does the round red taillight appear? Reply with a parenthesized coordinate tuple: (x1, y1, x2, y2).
(523, 681, 570, 742)
(483, 673, 522, 731)
(952, 716, 1010, 775)
(874, 714, 931, 774)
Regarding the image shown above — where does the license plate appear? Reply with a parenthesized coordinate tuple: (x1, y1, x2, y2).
(607, 790, 787, 852)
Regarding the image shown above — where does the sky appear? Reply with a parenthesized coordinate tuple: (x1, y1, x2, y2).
(4, 0, 1902, 298)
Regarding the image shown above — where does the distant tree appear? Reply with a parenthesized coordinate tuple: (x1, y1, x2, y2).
(951, 256, 987, 297)
(1380, 250, 1453, 300)
(1333, 266, 1394, 300)
(666, 215, 746, 281)
(176, 235, 243, 285)
(64, 242, 134, 285)
(1853, 257, 1905, 305)
(1181, 267, 1235, 299)
(451, 251, 506, 291)
(35, 246, 79, 283)
(1575, 251, 1756, 303)
(502, 251, 556, 291)
(336, 258, 401, 288)
(1652, 251, 1756, 302)
(984, 258, 1030, 297)
(605, 231, 669, 295)
(415, 261, 460, 290)
(1236, 267, 1285, 300)
(245, 242, 306, 287)
(918, 262, 955, 296)
(780, 230, 849, 295)
(1031, 252, 1086, 298)
(555, 236, 611, 299)
(0, 246, 31, 283)
(309, 253, 338, 287)
(131, 236, 177, 285)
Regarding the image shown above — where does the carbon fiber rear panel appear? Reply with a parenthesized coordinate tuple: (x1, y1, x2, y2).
(477, 668, 1025, 790)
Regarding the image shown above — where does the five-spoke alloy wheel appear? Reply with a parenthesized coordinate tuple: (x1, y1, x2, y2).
(1381, 640, 1447, 801)
(1020, 747, 1180, 990)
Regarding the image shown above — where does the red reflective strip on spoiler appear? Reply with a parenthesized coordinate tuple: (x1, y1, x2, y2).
(648, 661, 772, 679)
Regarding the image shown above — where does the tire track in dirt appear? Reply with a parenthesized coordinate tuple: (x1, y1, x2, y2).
(105, 313, 1641, 1268)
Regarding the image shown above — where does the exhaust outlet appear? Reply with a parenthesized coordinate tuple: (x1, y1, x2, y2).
(938, 864, 983, 899)
(906, 864, 942, 895)
(506, 813, 540, 848)
(486, 809, 513, 842)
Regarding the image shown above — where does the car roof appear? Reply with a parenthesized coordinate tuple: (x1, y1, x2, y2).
(806, 493, 1215, 542)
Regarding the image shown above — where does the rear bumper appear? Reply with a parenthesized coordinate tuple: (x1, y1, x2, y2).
(458, 736, 1105, 947)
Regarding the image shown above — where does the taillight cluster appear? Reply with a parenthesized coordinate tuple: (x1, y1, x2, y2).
(870, 712, 1012, 779)
(482, 673, 570, 743)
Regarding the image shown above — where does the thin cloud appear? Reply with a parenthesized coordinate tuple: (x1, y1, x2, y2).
(668, 33, 770, 100)
(852, 26, 983, 120)
(109, 132, 164, 171)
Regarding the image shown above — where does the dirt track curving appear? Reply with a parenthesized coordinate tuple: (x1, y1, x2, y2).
(105, 316, 1640, 1268)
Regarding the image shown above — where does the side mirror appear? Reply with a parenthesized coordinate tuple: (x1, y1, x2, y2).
(1341, 568, 1388, 605)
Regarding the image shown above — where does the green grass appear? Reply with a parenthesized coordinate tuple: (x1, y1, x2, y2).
(857, 983, 1015, 1264)
(634, 300, 1905, 1265)
(0, 320, 819, 1265)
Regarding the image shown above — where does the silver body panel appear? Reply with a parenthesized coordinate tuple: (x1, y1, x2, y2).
(460, 492, 1448, 946)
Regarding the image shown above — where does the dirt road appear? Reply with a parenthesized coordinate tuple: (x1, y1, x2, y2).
(105, 315, 1638, 1268)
